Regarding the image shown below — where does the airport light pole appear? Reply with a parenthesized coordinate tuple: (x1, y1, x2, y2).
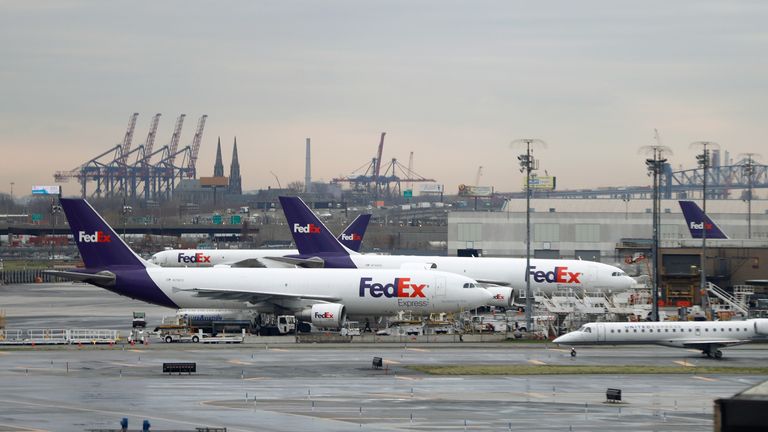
(50, 201, 62, 265)
(740, 153, 760, 239)
(512, 138, 545, 333)
(641, 143, 671, 322)
(622, 194, 631, 220)
(122, 201, 133, 241)
(692, 141, 719, 311)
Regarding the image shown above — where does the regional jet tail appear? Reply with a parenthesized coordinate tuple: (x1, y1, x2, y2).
(553, 319, 768, 359)
(679, 200, 728, 239)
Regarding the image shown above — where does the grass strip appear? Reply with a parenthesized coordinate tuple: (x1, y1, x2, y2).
(408, 364, 768, 375)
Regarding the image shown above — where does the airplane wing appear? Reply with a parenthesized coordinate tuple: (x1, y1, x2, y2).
(678, 339, 751, 350)
(176, 287, 340, 304)
(228, 258, 268, 268)
(476, 279, 512, 286)
(261, 256, 325, 268)
(43, 270, 116, 286)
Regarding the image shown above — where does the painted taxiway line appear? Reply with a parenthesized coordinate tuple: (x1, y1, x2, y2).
(693, 376, 718, 382)
(0, 422, 48, 432)
(228, 359, 254, 365)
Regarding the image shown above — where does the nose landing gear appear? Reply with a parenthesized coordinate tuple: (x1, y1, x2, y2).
(570, 347, 577, 357)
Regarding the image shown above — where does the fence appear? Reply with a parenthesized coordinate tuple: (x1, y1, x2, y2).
(0, 269, 63, 284)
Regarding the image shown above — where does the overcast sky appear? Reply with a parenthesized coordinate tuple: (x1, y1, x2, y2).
(1, 1, 766, 198)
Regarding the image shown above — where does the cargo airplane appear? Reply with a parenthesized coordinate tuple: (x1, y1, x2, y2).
(553, 319, 768, 359)
(268, 196, 636, 308)
(148, 213, 371, 267)
(45, 199, 491, 329)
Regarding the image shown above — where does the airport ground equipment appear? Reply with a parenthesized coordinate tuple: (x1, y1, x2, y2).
(163, 362, 196, 375)
(154, 323, 202, 343)
(372, 357, 383, 369)
(606, 388, 622, 403)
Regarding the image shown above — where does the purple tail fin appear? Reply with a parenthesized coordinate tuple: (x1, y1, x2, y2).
(337, 214, 371, 252)
(679, 200, 728, 239)
(278, 196, 350, 255)
(59, 198, 147, 268)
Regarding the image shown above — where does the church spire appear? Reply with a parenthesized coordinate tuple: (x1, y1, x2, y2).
(213, 137, 224, 177)
(228, 137, 242, 195)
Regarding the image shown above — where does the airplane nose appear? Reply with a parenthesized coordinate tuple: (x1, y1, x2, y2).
(553, 335, 568, 344)
(480, 288, 493, 302)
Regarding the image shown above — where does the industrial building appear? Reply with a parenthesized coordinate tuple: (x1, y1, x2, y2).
(449, 198, 768, 308)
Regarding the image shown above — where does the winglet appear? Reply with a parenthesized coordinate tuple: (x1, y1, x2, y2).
(337, 214, 371, 252)
(679, 200, 728, 239)
(278, 196, 352, 255)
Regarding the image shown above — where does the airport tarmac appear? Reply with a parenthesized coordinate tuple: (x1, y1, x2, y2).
(1, 283, 767, 431)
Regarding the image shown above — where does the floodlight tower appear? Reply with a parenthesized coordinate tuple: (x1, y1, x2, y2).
(740, 153, 761, 239)
(640, 135, 672, 322)
(511, 138, 546, 333)
(691, 141, 719, 311)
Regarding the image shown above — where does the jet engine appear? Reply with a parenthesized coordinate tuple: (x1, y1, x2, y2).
(483, 286, 514, 308)
(754, 319, 768, 335)
(297, 303, 346, 329)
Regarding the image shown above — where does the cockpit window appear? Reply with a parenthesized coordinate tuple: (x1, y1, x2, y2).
(462, 283, 477, 289)
(611, 271, 628, 277)
(577, 325, 592, 333)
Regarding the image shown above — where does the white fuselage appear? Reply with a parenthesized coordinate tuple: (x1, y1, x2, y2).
(150, 251, 636, 297)
(150, 249, 297, 267)
(142, 267, 490, 316)
(347, 256, 635, 296)
(553, 319, 768, 348)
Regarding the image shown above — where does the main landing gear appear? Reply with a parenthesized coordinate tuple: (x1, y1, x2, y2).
(703, 348, 723, 359)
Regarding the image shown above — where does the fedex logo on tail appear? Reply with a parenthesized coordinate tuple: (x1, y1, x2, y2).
(528, 266, 582, 284)
(689, 221, 713, 230)
(293, 223, 321, 234)
(340, 233, 362, 241)
(359, 277, 426, 298)
(177, 253, 211, 264)
(78, 231, 111, 243)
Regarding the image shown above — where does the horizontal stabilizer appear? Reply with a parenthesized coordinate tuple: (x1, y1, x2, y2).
(43, 270, 116, 286)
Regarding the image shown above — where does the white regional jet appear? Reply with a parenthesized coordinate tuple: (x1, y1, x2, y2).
(277, 196, 637, 304)
(45, 199, 491, 329)
(553, 319, 768, 359)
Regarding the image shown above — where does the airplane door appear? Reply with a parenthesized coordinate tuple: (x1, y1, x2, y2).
(695, 326, 701, 336)
(587, 265, 597, 282)
(435, 276, 446, 297)
(597, 324, 606, 342)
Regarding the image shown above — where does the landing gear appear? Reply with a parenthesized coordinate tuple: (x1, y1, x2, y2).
(570, 348, 577, 357)
(703, 348, 723, 359)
